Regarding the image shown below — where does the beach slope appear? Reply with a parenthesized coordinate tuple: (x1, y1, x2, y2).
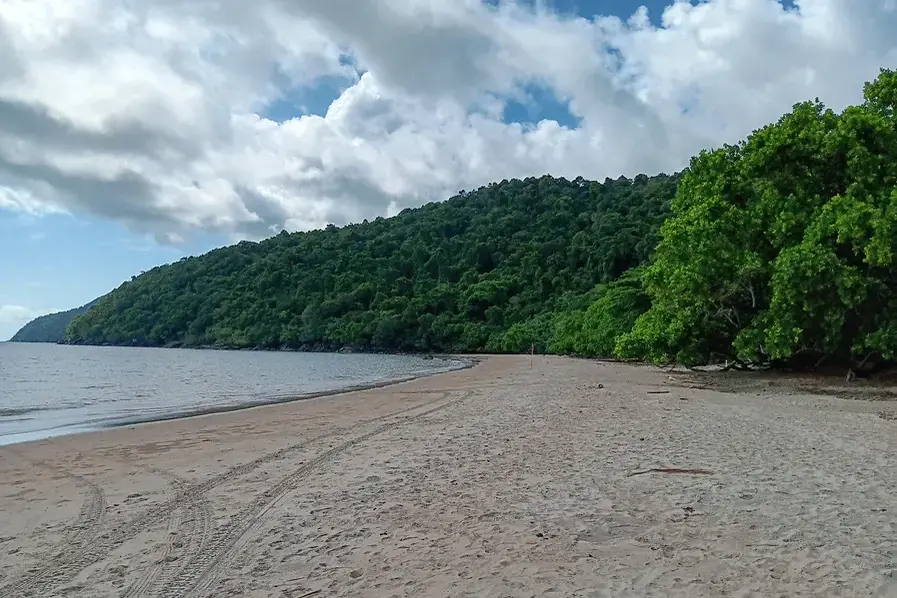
(1, 356, 895, 597)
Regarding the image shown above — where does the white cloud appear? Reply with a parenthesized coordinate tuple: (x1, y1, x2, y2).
(0, 0, 895, 241)
(0, 305, 37, 321)
(0, 305, 54, 341)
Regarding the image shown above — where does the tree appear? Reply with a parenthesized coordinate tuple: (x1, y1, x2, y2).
(617, 69, 897, 367)
(552, 268, 650, 357)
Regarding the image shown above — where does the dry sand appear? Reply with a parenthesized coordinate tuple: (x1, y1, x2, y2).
(1, 355, 897, 597)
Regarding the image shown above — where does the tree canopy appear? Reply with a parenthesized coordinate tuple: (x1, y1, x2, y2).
(65, 174, 677, 352)
(616, 68, 897, 367)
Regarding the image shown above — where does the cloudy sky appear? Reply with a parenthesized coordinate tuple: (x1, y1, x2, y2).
(1, 0, 896, 340)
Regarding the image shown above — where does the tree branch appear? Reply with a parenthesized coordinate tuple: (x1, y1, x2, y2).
(856, 350, 877, 371)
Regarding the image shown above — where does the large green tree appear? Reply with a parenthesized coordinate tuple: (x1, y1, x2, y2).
(551, 267, 650, 357)
(617, 69, 897, 367)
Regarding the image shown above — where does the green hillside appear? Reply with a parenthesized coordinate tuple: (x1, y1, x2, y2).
(65, 174, 678, 352)
(11, 299, 101, 343)
(64, 68, 897, 369)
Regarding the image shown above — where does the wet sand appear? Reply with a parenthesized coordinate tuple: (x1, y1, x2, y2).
(1, 355, 896, 597)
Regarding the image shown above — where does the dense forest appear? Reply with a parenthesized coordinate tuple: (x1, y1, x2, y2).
(612, 68, 897, 368)
(55, 69, 897, 368)
(10, 299, 101, 343)
(64, 174, 678, 352)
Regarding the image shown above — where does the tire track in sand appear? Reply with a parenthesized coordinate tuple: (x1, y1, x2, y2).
(118, 473, 213, 598)
(166, 392, 471, 598)
(119, 496, 212, 598)
(1, 447, 108, 566)
(0, 391, 448, 598)
(59, 471, 107, 550)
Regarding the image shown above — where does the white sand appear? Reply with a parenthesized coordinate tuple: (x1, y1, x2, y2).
(1, 355, 896, 597)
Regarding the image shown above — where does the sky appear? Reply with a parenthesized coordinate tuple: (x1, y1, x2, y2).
(1, 0, 895, 340)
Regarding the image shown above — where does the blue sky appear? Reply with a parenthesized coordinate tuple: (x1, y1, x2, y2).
(1, 0, 670, 339)
(0, 213, 225, 316)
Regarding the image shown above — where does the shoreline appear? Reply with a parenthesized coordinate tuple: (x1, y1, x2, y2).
(91, 355, 480, 429)
(10, 338, 471, 356)
(55, 337, 482, 356)
(2, 355, 897, 596)
(0, 353, 479, 448)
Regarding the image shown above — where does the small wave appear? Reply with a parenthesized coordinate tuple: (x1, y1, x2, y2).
(0, 404, 84, 417)
(0, 407, 46, 417)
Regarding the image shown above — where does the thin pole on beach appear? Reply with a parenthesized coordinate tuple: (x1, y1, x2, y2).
(530, 343, 534, 368)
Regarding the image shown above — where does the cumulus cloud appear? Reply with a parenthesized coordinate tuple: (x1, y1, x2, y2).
(0, 0, 895, 241)
(0, 305, 46, 341)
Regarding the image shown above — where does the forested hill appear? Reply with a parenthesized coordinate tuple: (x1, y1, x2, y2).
(57, 69, 897, 368)
(64, 174, 678, 352)
(10, 299, 101, 343)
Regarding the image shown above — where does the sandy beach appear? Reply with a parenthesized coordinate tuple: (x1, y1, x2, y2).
(1, 355, 896, 597)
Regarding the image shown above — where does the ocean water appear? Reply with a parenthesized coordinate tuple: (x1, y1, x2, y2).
(0, 343, 465, 446)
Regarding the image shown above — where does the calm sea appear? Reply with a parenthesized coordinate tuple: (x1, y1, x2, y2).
(0, 343, 465, 446)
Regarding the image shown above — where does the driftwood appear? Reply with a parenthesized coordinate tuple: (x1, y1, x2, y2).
(627, 468, 713, 477)
(721, 358, 757, 372)
(646, 390, 670, 394)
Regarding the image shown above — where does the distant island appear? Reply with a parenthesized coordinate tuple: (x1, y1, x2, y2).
(15, 69, 897, 371)
(10, 299, 101, 343)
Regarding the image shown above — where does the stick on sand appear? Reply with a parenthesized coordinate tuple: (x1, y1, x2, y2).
(627, 468, 713, 477)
